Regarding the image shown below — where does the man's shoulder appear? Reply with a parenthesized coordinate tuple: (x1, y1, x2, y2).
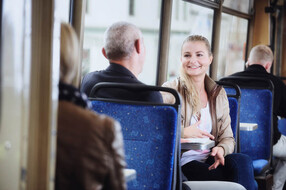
(229, 70, 250, 77)
(83, 70, 106, 79)
(268, 74, 286, 88)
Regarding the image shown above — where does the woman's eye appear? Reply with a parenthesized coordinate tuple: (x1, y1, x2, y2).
(197, 54, 203, 57)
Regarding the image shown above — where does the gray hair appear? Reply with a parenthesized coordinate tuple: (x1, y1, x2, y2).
(248, 45, 273, 65)
(103, 21, 142, 60)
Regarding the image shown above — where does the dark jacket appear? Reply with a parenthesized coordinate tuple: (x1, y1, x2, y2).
(56, 101, 126, 190)
(231, 64, 286, 144)
(80, 63, 163, 103)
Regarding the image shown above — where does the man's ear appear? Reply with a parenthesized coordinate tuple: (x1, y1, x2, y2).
(134, 39, 141, 54)
(265, 62, 272, 71)
(102, 48, 108, 58)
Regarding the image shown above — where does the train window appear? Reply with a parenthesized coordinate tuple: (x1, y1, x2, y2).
(57, 0, 70, 22)
(223, 0, 250, 14)
(82, 0, 162, 85)
(217, 13, 248, 79)
(168, 2, 213, 79)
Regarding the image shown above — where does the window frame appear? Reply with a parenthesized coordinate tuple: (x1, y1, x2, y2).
(181, 0, 253, 79)
(74, 0, 255, 84)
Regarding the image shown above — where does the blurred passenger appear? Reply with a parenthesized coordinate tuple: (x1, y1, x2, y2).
(162, 35, 257, 190)
(80, 21, 162, 103)
(230, 45, 286, 190)
(56, 22, 126, 190)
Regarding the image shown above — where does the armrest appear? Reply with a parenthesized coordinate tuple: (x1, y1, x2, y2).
(123, 169, 136, 182)
(240, 123, 258, 131)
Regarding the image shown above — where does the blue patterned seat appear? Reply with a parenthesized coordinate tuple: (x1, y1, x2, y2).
(278, 118, 286, 135)
(89, 83, 182, 190)
(228, 97, 239, 151)
(239, 88, 273, 175)
(217, 81, 241, 152)
(220, 76, 274, 177)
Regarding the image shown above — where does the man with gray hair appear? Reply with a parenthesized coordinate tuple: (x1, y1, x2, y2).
(80, 21, 162, 102)
(230, 45, 286, 190)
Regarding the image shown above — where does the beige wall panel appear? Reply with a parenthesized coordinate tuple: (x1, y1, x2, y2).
(252, 0, 270, 46)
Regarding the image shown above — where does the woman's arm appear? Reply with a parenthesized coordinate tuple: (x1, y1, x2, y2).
(215, 88, 235, 156)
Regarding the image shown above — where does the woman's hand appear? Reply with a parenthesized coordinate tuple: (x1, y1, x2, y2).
(183, 121, 215, 139)
(208, 146, 225, 170)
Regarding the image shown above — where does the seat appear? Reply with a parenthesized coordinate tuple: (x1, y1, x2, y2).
(216, 81, 241, 152)
(220, 76, 274, 187)
(89, 82, 250, 190)
(89, 82, 182, 190)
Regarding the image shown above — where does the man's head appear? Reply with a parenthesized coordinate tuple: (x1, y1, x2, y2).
(247, 45, 273, 73)
(102, 22, 145, 77)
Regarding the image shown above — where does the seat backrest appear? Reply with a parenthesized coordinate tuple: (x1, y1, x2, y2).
(278, 117, 286, 135)
(89, 82, 182, 190)
(278, 79, 286, 135)
(239, 88, 272, 160)
(228, 97, 239, 152)
(216, 81, 241, 152)
(220, 76, 274, 162)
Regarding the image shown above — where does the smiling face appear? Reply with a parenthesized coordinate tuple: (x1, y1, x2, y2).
(181, 41, 213, 78)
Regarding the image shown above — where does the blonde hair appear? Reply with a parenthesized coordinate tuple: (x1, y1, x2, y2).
(248, 45, 273, 65)
(60, 23, 79, 84)
(179, 35, 212, 113)
(181, 35, 212, 56)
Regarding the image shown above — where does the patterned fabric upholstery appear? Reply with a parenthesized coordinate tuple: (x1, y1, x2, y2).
(228, 97, 239, 140)
(253, 159, 269, 176)
(278, 118, 286, 135)
(225, 86, 273, 175)
(91, 100, 179, 190)
(239, 89, 272, 159)
(223, 86, 240, 152)
(224, 88, 237, 96)
(239, 89, 272, 175)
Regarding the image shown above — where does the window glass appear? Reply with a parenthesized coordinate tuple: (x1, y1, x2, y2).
(168, 2, 214, 80)
(217, 13, 248, 79)
(223, 0, 250, 14)
(83, 0, 162, 85)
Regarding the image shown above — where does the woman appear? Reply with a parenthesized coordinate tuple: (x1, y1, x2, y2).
(162, 35, 257, 190)
(56, 23, 126, 190)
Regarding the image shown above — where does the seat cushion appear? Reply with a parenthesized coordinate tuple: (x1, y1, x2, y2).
(253, 159, 268, 176)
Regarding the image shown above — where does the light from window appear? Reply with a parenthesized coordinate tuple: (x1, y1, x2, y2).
(83, 0, 162, 85)
(168, 2, 214, 80)
(223, 0, 251, 14)
(217, 14, 248, 79)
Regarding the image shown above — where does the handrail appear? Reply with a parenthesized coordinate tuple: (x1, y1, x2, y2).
(220, 76, 274, 91)
(89, 82, 181, 106)
(216, 81, 241, 100)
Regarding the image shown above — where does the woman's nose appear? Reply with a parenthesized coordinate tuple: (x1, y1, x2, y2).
(190, 57, 197, 64)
